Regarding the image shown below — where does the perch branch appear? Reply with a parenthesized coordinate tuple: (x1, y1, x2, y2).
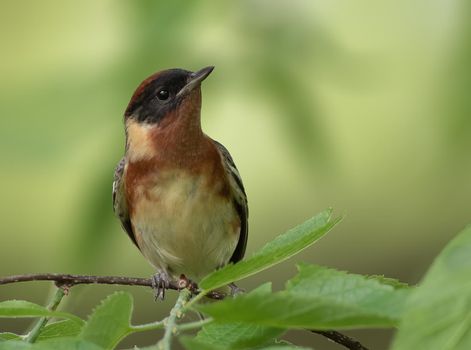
(0, 273, 224, 299)
(0, 273, 368, 350)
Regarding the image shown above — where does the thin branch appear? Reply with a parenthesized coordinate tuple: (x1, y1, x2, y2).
(312, 330, 369, 350)
(0, 273, 224, 299)
(0, 273, 368, 350)
(0, 273, 154, 288)
(157, 289, 192, 350)
(25, 286, 65, 343)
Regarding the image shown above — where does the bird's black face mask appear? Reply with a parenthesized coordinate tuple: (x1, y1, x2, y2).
(125, 67, 214, 125)
(125, 69, 191, 124)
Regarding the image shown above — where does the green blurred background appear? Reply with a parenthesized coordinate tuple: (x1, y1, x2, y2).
(1, 1, 470, 348)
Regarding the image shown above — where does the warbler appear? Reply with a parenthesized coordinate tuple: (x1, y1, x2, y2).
(112, 66, 248, 299)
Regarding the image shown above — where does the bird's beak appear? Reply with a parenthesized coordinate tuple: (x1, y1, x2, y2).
(177, 66, 214, 98)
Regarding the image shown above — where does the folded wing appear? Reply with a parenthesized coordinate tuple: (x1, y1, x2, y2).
(214, 141, 249, 264)
(112, 157, 138, 246)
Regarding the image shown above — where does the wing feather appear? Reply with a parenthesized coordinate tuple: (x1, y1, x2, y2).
(112, 157, 138, 246)
(213, 140, 249, 264)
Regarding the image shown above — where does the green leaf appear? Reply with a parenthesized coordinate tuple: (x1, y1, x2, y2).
(0, 300, 82, 323)
(256, 346, 311, 350)
(36, 320, 83, 342)
(194, 323, 284, 350)
(181, 335, 310, 350)
(181, 285, 281, 350)
(79, 292, 133, 349)
(0, 339, 102, 350)
(393, 225, 471, 350)
(197, 264, 410, 329)
(366, 275, 410, 289)
(180, 337, 221, 350)
(0, 333, 21, 341)
(199, 209, 340, 291)
(0, 301, 49, 317)
(286, 263, 409, 321)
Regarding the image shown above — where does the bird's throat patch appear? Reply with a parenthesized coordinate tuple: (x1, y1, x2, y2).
(125, 120, 158, 162)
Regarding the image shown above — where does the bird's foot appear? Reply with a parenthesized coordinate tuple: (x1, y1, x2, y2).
(151, 272, 170, 301)
(229, 282, 245, 297)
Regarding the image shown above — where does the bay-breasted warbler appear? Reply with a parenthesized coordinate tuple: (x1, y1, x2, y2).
(113, 67, 248, 299)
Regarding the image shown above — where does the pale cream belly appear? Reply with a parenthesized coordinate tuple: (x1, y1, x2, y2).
(131, 171, 240, 281)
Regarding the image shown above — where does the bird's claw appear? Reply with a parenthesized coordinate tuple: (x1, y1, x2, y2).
(152, 272, 170, 301)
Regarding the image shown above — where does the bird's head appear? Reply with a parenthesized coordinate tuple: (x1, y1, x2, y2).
(124, 66, 214, 126)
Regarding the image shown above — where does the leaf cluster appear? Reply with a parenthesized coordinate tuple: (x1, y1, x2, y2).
(1, 210, 471, 349)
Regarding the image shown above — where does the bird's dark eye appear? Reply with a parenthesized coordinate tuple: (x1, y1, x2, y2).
(157, 89, 170, 101)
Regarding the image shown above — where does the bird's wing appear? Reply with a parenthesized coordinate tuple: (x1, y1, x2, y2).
(214, 140, 249, 264)
(112, 157, 138, 247)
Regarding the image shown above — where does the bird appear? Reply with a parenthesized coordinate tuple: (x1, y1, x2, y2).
(112, 66, 248, 299)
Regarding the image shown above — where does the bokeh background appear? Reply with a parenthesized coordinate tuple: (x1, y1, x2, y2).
(1, 1, 470, 348)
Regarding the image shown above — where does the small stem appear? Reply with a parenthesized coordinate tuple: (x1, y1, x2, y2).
(182, 290, 206, 311)
(157, 289, 192, 350)
(130, 319, 165, 333)
(25, 285, 65, 343)
(176, 317, 213, 332)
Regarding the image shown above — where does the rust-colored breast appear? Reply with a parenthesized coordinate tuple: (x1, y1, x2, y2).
(124, 119, 231, 218)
